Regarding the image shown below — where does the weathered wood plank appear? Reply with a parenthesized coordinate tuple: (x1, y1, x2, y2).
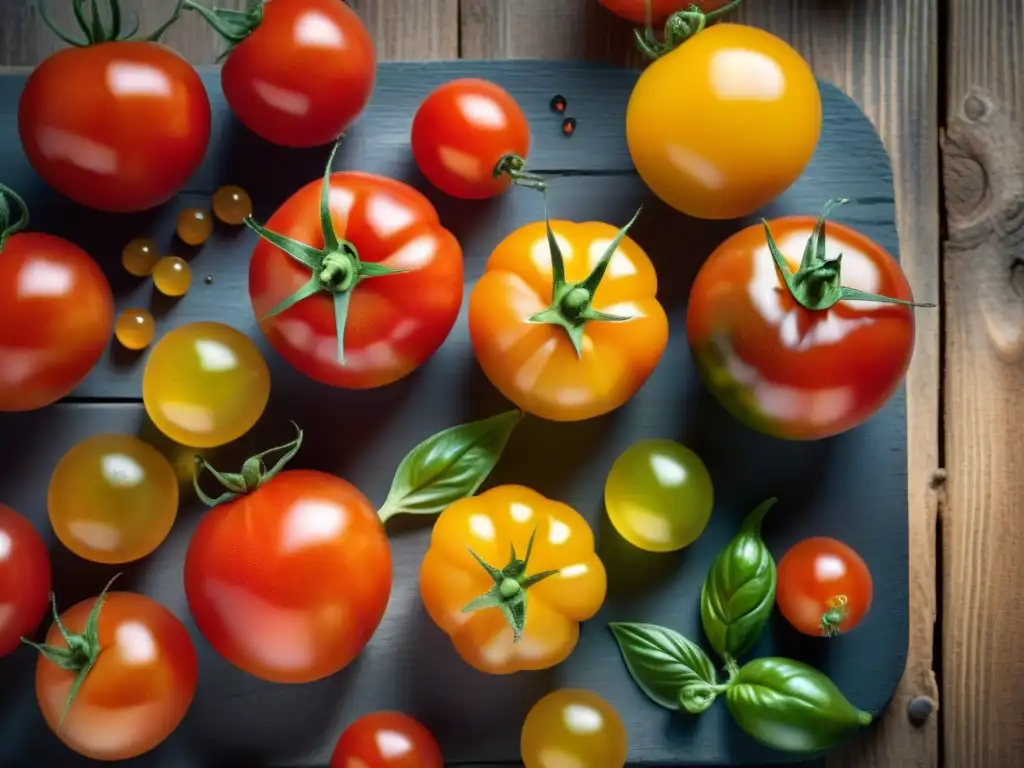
(942, 0, 1024, 766)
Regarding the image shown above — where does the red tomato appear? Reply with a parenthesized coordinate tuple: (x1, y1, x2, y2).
(0, 504, 51, 657)
(193, 0, 375, 147)
(330, 712, 444, 768)
(598, 0, 734, 25)
(776, 536, 873, 637)
(687, 199, 926, 439)
(18, 42, 210, 213)
(411, 78, 535, 199)
(184, 430, 392, 683)
(248, 143, 463, 389)
(30, 587, 197, 760)
(0, 189, 114, 412)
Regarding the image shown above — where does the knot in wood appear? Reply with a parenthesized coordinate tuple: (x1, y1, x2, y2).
(907, 696, 936, 726)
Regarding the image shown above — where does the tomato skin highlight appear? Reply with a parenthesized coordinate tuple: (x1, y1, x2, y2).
(0, 505, 51, 657)
(687, 217, 916, 439)
(330, 711, 444, 768)
(249, 171, 463, 390)
(221, 0, 375, 147)
(627, 24, 821, 220)
(776, 537, 873, 636)
(18, 42, 211, 213)
(34, 591, 197, 761)
(184, 469, 392, 683)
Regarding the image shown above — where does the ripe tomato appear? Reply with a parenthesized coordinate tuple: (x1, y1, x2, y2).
(184, 427, 392, 683)
(469, 214, 668, 422)
(627, 23, 821, 220)
(27, 585, 197, 761)
(776, 536, 873, 637)
(0, 505, 51, 657)
(598, 0, 733, 25)
(604, 438, 714, 552)
(687, 199, 927, 439)
(18, 15, 211, 213)
(188, 0, 375, 147)
(0, 187, 114, 412)
(142, 321, 271, 448)
(330, 711, 444, 768)
(411, 78, 538, 199)
(521, 689, 628, 768)
(248, 141, 463, 390)
(48, 434, 179, 564)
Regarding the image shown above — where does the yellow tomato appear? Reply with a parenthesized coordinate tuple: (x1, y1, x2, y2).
(521, 689, 628, 768)
(142, 321, 270, 448)
(48, 434, 178, 564)
(627, 24, 821, 220)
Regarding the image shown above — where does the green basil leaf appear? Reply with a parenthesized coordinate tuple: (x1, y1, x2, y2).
(609, 622, 719, 714)
(725, 657, 872, 755)
(700, 498, 777, 662)
(377, 410, 521, 522)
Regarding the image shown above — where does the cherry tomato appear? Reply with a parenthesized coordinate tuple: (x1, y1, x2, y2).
(122, 237, 159, 277)
(469, 215, 668, 422)
(176, 208, 213, 246)
(190, 0, 375, 147)
(184, 428, 392, 683)
(521, 689, 628, 768)
(330, 711, 443, 768)
(627, 23, 821, 220)
(0, 505, 51, 657)
(0, 187, 114, 412)
(114, 308, 156, 351)
(153, 255, 193, 297)
(604, 439, 714, 552)
(776, 536, 873, 637)
(18, 12, 211, 214)
(687, 199, 923, 439)
(213, 185, 253, 225)
(29, 585, 197, 761)
(142, 321, 271, 448)
(48, 434, 178, 564)
(248, 142, 463, 390)
(598, 0, 733, 25)
(411, 78, 535, 199)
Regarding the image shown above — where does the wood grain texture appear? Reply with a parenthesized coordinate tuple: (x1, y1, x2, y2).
(942, 0, 1024, 766)
(460, 2, 941, 768)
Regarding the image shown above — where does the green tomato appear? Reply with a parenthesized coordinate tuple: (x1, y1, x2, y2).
(604, 439, 714, 552)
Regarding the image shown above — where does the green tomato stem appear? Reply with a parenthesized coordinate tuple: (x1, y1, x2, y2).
(634, 0, 746, 59)
(0, 183, 30, 254)
(183, 0, 263, 57)
(494, 154, 547, 194)
(38, 0, 183, 45)
(192, 423, 303, 507)
(820, 594, 849, 638)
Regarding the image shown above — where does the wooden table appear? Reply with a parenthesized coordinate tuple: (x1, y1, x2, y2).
(1, 0, 1021, 766)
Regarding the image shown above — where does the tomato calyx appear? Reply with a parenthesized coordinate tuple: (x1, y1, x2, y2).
(765, 197, 937, 312)
(0, 183, 30, 253)
(245, 140, 406, 365)
(183, 0, 263, 58)
(462, 526, 560, 642)
(634, 0, 745, 59)
(39, 0, 184, 46)
(528, 207, 642, 357)
(820, 595, 849, 638)
(494, 154, 547, 194)
(192, 423, 303, 506)
(21, 575, 119, 730)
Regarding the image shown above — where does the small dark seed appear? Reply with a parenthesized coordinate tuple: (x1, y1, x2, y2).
(550, 94, 567, 113)
(205, 275, 214, 285)
(561, 117, 577, 137)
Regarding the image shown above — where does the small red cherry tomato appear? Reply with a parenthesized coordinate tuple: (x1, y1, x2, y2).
(598, 0, 734, 25)
(411, 78, 536, 199)
(776, 536, 873, 637)
(330, 711, 444, 768)
(0, 504, 51, 657)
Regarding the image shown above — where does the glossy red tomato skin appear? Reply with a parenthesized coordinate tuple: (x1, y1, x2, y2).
(330, 711, 444, 768)
(0, 233, 114, 412)
(598, 0, 732, 25)
(18, 42, 211, 213)
(249, 171, 464, 389)
(687, 217, 916, 440)
(411, 78, 531, 199)
(184, 470, 393, 683)
(222, 0, 375, 147)
(0, 505, 51, 657)
(776, 537, 873, 636)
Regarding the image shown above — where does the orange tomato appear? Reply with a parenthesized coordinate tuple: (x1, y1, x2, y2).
(420, 485, 607, 675)
(627, 23, 821, 220)
(468, 216, 668, 422)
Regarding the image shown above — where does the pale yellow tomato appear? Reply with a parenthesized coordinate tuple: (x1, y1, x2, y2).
(521, 689, 627, 768)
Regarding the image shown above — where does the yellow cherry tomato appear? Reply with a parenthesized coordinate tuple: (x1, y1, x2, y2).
(121, 237, 159, 277)
(627, 24, 821, 220)
(419, 485, 607, 675)
(176, 208, 213, 246)
(142, 321, 270, 448)
(153, 256, 192, 297)
(47, 434, 179, 564)
(114, 308, 156, 351)
(521, 689, 628, 768)
(212, 185, 253, 225)
(604, 439, 714, 552)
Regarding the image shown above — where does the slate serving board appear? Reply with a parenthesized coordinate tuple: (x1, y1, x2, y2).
(0, 61, 908, 768)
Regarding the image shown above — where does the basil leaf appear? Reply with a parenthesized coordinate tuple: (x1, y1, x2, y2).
(726, 657, 872, 754)
(700, 498, 777, 662)
(609, 622, 720, 714)
(377, 410, 521, 521)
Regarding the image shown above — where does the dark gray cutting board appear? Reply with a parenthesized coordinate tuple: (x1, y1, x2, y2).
(0, 61, 907, 768)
